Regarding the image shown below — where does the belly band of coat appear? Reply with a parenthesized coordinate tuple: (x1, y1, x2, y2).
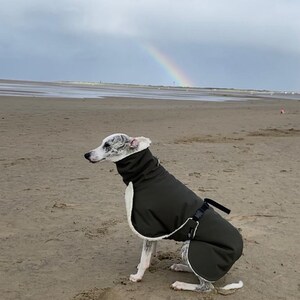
(116, 148, 243, 281)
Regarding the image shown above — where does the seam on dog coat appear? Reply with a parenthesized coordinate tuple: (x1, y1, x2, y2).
(116, 148, 243, 281)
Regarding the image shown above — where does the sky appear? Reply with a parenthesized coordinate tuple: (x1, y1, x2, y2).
(0, 0, 300, 91)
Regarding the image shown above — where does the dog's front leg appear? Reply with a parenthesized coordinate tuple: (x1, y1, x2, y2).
(130, 240, 157, 282)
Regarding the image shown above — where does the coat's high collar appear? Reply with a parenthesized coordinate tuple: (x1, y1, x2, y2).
(115, 148, 160, 185)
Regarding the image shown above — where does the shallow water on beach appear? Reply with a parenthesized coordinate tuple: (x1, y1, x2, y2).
(0, 79, 299, 102)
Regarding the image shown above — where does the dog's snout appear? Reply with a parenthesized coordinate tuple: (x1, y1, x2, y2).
(84, 152, 91, 160)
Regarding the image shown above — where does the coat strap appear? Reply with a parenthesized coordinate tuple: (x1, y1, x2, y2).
(204, 198, 231, 214)
(188, 198, 231, 240)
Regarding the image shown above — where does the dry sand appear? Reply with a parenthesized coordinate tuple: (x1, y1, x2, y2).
(0, 96, 299, 300)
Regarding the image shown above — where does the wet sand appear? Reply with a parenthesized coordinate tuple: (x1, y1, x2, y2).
(0, 95, 299, 300)
(1, 79, 300, 101)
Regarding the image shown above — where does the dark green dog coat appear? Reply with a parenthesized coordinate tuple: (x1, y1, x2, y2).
(116, 148, 243, 281)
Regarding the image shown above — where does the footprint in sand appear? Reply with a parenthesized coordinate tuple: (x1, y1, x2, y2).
(73, 287, 123, 300)
(248, 128, 300, 137)
(84, 219, 120, 239)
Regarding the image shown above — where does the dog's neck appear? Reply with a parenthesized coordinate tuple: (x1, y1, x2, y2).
(115, 148, 160, 185)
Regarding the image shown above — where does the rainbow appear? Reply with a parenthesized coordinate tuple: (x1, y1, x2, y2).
(143, 44, 194, 87)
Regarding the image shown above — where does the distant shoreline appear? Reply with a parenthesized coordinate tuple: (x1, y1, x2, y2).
(0, 78, 299, 101)
(1, 77, 299, 93)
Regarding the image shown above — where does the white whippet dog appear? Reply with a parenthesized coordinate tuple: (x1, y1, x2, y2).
(84, 133, 243, 293)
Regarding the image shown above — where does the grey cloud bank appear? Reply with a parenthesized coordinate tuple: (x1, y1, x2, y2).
(1, 0, 299, 91)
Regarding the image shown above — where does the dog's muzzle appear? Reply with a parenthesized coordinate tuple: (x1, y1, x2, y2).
(84, 152, 98, 163)
(84, 152, 91, 160)
(84, 152, 104, 163)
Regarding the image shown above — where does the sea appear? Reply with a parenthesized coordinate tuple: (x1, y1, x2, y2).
(0, 79, 299, 102)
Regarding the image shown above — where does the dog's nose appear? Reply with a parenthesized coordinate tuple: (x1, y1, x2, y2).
(84, 152, 91, 160)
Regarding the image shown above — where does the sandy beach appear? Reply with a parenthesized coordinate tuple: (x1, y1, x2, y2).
(0, 95, 299, 300)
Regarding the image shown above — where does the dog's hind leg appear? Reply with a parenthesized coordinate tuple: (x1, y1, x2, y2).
(171, 278, 214, 292)
(130, 240, 157, 282)
(171, 241, 214, 292)
(170, 241, 193, 272)
(172, 279, 244, 294)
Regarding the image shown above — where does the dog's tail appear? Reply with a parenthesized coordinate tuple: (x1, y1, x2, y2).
(216, 280, 243, 295)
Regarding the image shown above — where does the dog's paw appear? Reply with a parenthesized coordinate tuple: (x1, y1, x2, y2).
(170, 264, 186, 272)
(129, 273, 142, 282)
(171, 281, 185, 290)
(170, 263, 191, 272)
(170, 264, 179, 271)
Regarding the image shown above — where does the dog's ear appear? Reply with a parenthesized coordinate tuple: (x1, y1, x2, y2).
(129, 138, 139, 149)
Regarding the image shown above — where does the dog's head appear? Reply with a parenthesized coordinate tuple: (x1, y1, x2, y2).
(84, 133, 151, 163)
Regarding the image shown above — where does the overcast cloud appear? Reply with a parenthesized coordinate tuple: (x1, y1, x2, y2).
(1, 0, 299, 90)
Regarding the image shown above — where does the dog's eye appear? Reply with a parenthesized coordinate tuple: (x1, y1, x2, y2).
(103, 142, 110, 149)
